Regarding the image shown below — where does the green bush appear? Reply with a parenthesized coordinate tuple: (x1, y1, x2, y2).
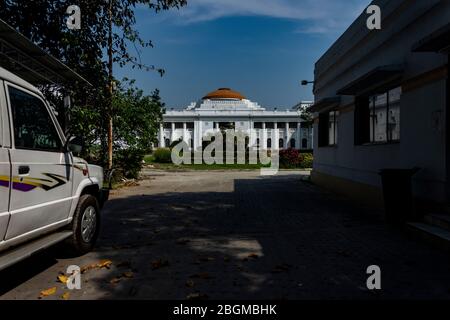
(153, 148, 172, 163)
(300, 152, 313, 168)
(279, 148, 303, 169)
(114, 148, 146, 179)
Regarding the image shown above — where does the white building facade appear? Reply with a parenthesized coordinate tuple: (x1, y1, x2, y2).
(159, 88, 313, 151)
(311, 0, 450, 205)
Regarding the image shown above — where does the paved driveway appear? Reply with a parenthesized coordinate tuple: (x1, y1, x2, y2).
(1, 170, 450, 300)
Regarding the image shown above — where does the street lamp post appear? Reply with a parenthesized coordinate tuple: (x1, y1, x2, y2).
(301, 80, 315, 86)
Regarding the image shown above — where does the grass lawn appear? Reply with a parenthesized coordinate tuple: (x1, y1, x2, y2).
(144, 154, 312, 171)
(144, 154, 272, 170)
(147, 162, 270, 171)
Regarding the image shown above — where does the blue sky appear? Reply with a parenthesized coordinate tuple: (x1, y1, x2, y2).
(116, 0, 369, 110)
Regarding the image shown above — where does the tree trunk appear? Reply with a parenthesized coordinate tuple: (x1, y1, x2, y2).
(107, 0, 113, 170)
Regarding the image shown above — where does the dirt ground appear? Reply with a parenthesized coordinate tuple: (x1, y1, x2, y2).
(1, 170, 450, 300)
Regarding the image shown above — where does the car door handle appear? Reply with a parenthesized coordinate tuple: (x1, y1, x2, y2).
(18, 165, 30, 175)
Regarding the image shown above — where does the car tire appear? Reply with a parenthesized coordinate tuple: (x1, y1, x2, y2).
(66, 194, 101, 255)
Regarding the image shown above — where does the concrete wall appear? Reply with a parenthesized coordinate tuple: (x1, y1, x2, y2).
(312, 0, 449, 203)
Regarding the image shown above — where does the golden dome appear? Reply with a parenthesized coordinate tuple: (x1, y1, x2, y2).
(202, 88, 246, 100)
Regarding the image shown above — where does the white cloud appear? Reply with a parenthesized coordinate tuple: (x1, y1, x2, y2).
(172, 0, 369, 34)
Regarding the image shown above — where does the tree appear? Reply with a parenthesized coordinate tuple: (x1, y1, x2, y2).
(113, 80, 163, 153)
(298, 104, 313, 123)
(0, 0, 187, 168)
(0, 0, 186, 80)
(112, 80, 164, 178)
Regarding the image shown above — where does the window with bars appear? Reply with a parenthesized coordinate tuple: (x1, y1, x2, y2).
(318, 110, 338, 147)
(355, 86, 401, 145)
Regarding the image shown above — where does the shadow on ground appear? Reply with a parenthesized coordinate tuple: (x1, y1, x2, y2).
(1, 173, 450, 299)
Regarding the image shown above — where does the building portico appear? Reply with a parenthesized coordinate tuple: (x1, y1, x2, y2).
(159, 88, 313, 151)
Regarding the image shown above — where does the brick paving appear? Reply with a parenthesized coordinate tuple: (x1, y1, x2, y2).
(1, 170, 450, 299)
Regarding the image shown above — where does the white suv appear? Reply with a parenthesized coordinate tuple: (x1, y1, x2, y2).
(0, 66, 108, 271)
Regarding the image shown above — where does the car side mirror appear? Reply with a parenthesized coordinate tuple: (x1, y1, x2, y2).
(67, 136, 83, 154)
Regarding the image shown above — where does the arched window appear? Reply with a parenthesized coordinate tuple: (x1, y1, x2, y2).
(267, 138, 272, 149)
(165, 138, 170, 147)
(279, 139, 284, 149)
(302, 138, 308, 149)
(290, 139, 296, 149)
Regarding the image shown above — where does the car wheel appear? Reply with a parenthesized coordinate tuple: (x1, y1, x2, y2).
(66, 194, 101, 255)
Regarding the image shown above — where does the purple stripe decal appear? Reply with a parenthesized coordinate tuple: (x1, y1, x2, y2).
(12, 182, 36, 192)
(0, 180, 9, 188)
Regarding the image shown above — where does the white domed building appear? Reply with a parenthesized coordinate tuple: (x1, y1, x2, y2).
(159, 88, 313, 151)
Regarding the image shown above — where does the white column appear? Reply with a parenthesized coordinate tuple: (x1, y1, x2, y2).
(285, 122, 290, 149)
(262, 122, 267, 149)
(183, 122, 187, 143)
(297, 122, 301, 149)
(197, 120, 203, 150)
(274, 122, 279, 150)
(159, 123, 164, 148)
(171, 122, 175, 142)
(215, 122, 220, 131)
(193, 121, 199, 150)
(249, 119, 254, 148)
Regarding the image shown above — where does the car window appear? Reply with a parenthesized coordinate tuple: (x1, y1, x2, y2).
(9, 86, 62, 152)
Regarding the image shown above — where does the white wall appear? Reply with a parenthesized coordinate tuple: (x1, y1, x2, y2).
(313, 0, 449, 202)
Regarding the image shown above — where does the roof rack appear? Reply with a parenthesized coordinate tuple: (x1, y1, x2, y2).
(0, 18, 91, 86)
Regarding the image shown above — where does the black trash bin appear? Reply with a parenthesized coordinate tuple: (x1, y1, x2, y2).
(379, 168, 420, 225)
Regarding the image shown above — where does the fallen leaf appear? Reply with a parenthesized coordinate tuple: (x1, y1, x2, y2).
(40, 287, 57, 298)
(248, 253, 259, 259)
(81, 263, 96, 273)
(82, 260, 113, 273)
(57, 274, 69, 284)
(123, 271, 134, 279)
(61, 292, 70, 300)
(98, 260, 113, 269)
(110, 277, 121, 285)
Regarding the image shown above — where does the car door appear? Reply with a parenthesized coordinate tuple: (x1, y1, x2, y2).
(0, 147, 10, 241)
(4, 83, 73, 240)
(0, 81, 11, 241)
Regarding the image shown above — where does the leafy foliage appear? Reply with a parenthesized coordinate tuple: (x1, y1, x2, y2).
(108, 80, 164, 178)
(0, 0, 186, 174)
(113, 80, 163, 153)
(0, 0, 186, 80)
(279, 149, 314, 169)
(114, 148, 146, 179)
(279, 148, 303, 169)
(300, 152, 314, 169)
(153, 148, 172, 163)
